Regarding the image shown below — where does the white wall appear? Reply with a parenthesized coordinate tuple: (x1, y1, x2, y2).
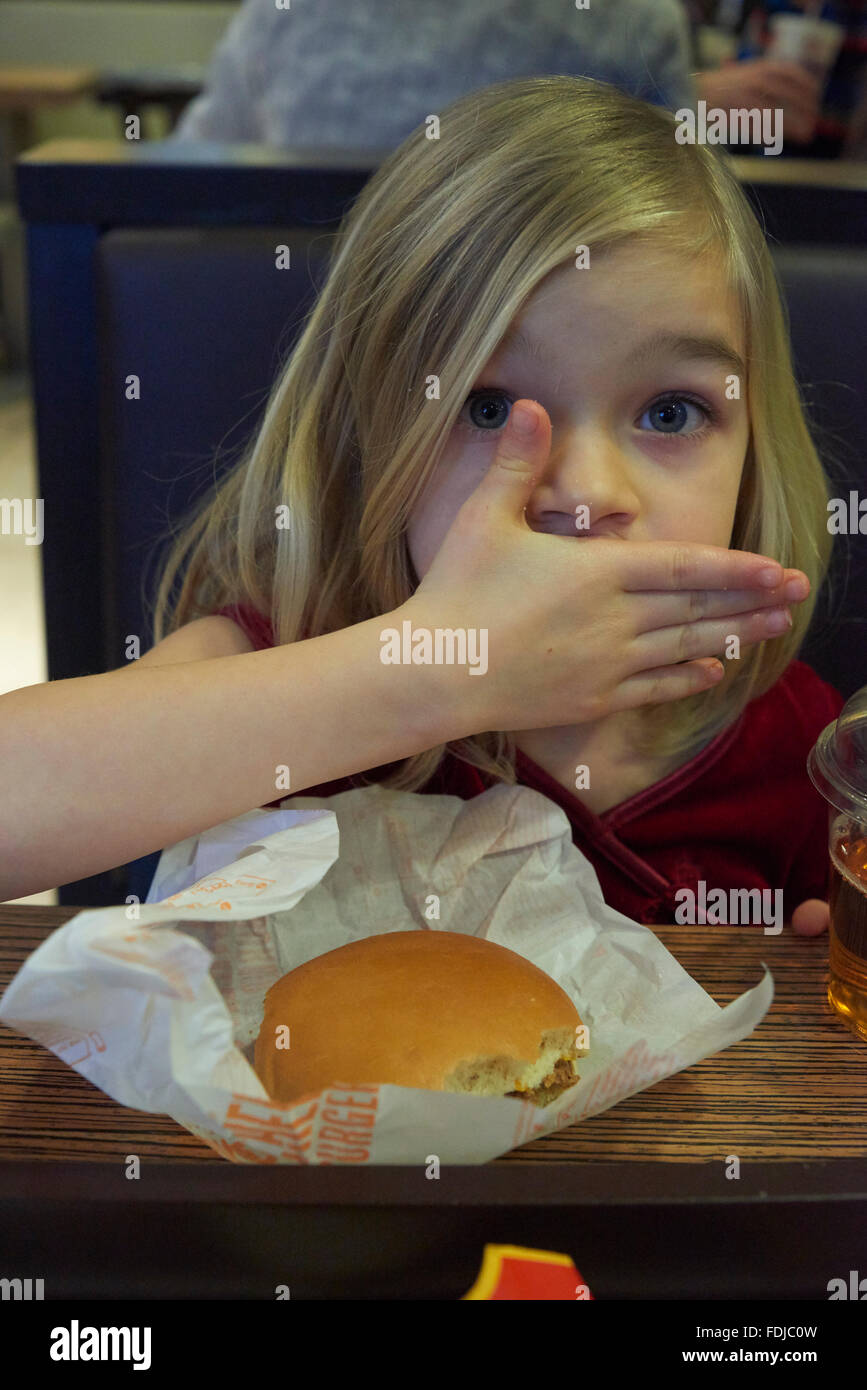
(0, 2, 237, 141)
(0, 3, 239, 364)
(0, 2, 236, 63)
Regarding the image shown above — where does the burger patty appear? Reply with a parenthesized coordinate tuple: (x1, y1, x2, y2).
(505, 1056, 579, 1106)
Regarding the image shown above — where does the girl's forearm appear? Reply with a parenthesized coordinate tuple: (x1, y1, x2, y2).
(0, 609, 471, 900)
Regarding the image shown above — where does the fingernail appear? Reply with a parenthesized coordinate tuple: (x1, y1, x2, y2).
(758, 565, 783, 587)
(764, 608, 791, 633)
(511, 403, 537, 438)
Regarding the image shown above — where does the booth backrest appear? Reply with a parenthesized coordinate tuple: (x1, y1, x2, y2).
(771, 245, 867, 698)
(95, 233, 867, 699)
(95, 226, 333, 668)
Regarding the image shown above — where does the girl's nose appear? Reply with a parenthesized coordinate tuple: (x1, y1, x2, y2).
(527, 432, 641, 536)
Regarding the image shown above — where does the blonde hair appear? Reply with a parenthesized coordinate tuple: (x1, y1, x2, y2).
(148, 75, 835, 790)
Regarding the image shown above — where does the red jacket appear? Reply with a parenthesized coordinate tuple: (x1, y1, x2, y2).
(214, 603, 844, 926)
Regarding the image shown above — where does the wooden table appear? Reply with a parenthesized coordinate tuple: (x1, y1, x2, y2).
(1, 904, 864, 1165)
(0, 65, 99, 112)
(2, 903, 865, 1300)
(0, 68, 99, 187)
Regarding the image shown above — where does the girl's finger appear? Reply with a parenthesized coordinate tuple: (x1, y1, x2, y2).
(628, 571, 809, 635)
(610, 659, 725, 713)
(791, 900, 831, 936)
(616, 541, 786, 595)
(627, 606, 793, 674)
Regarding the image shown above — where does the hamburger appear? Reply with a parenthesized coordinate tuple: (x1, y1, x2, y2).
(253, 930, 588, 1107)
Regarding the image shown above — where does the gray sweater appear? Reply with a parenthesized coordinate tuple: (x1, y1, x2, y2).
(172, 0, 696, 150)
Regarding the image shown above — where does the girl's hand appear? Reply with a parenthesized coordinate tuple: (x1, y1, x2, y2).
(696, 61, 821, 144)
(791, 899, 830, 936)
(405, 398, 811, 734)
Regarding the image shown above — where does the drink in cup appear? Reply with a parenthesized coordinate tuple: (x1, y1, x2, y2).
(766, 14, 845, 86)
(828, 829, 867, 1037)
(808, 687, 867, 1041)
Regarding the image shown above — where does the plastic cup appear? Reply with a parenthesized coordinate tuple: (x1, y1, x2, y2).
(767, 14, 845, 85)
(808, 686, 867, 1041)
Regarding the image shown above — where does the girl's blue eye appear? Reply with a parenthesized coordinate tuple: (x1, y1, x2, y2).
(639, 397, 710, 435)
(463, 389, 513, 434)
(460, 388, 715, 439)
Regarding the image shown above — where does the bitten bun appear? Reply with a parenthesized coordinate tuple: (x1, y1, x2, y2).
(254, 930, 588, 1107)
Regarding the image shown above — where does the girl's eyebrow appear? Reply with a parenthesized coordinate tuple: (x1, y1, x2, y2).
(495, 324, 746, 380)
(624, 330, 746, 379)
(493, 324, 558, 368)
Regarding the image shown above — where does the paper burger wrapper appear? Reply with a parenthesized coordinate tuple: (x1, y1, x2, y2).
(0, 784, 773, 1164)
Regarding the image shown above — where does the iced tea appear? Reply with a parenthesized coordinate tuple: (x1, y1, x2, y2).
(828, 829, 867, 1040)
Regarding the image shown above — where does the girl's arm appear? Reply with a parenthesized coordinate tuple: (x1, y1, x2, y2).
(0, 610, 466, 901)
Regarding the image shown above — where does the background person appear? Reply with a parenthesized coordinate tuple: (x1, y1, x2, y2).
(733, 0, 867, 156)
(170, 0, 825, 156)
(169, 0, 698, 148)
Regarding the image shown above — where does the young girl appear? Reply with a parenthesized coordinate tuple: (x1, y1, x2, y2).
(2, 77, 843, 931)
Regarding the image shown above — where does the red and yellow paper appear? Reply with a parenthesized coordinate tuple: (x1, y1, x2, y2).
(462, 1244, 593, 1300)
